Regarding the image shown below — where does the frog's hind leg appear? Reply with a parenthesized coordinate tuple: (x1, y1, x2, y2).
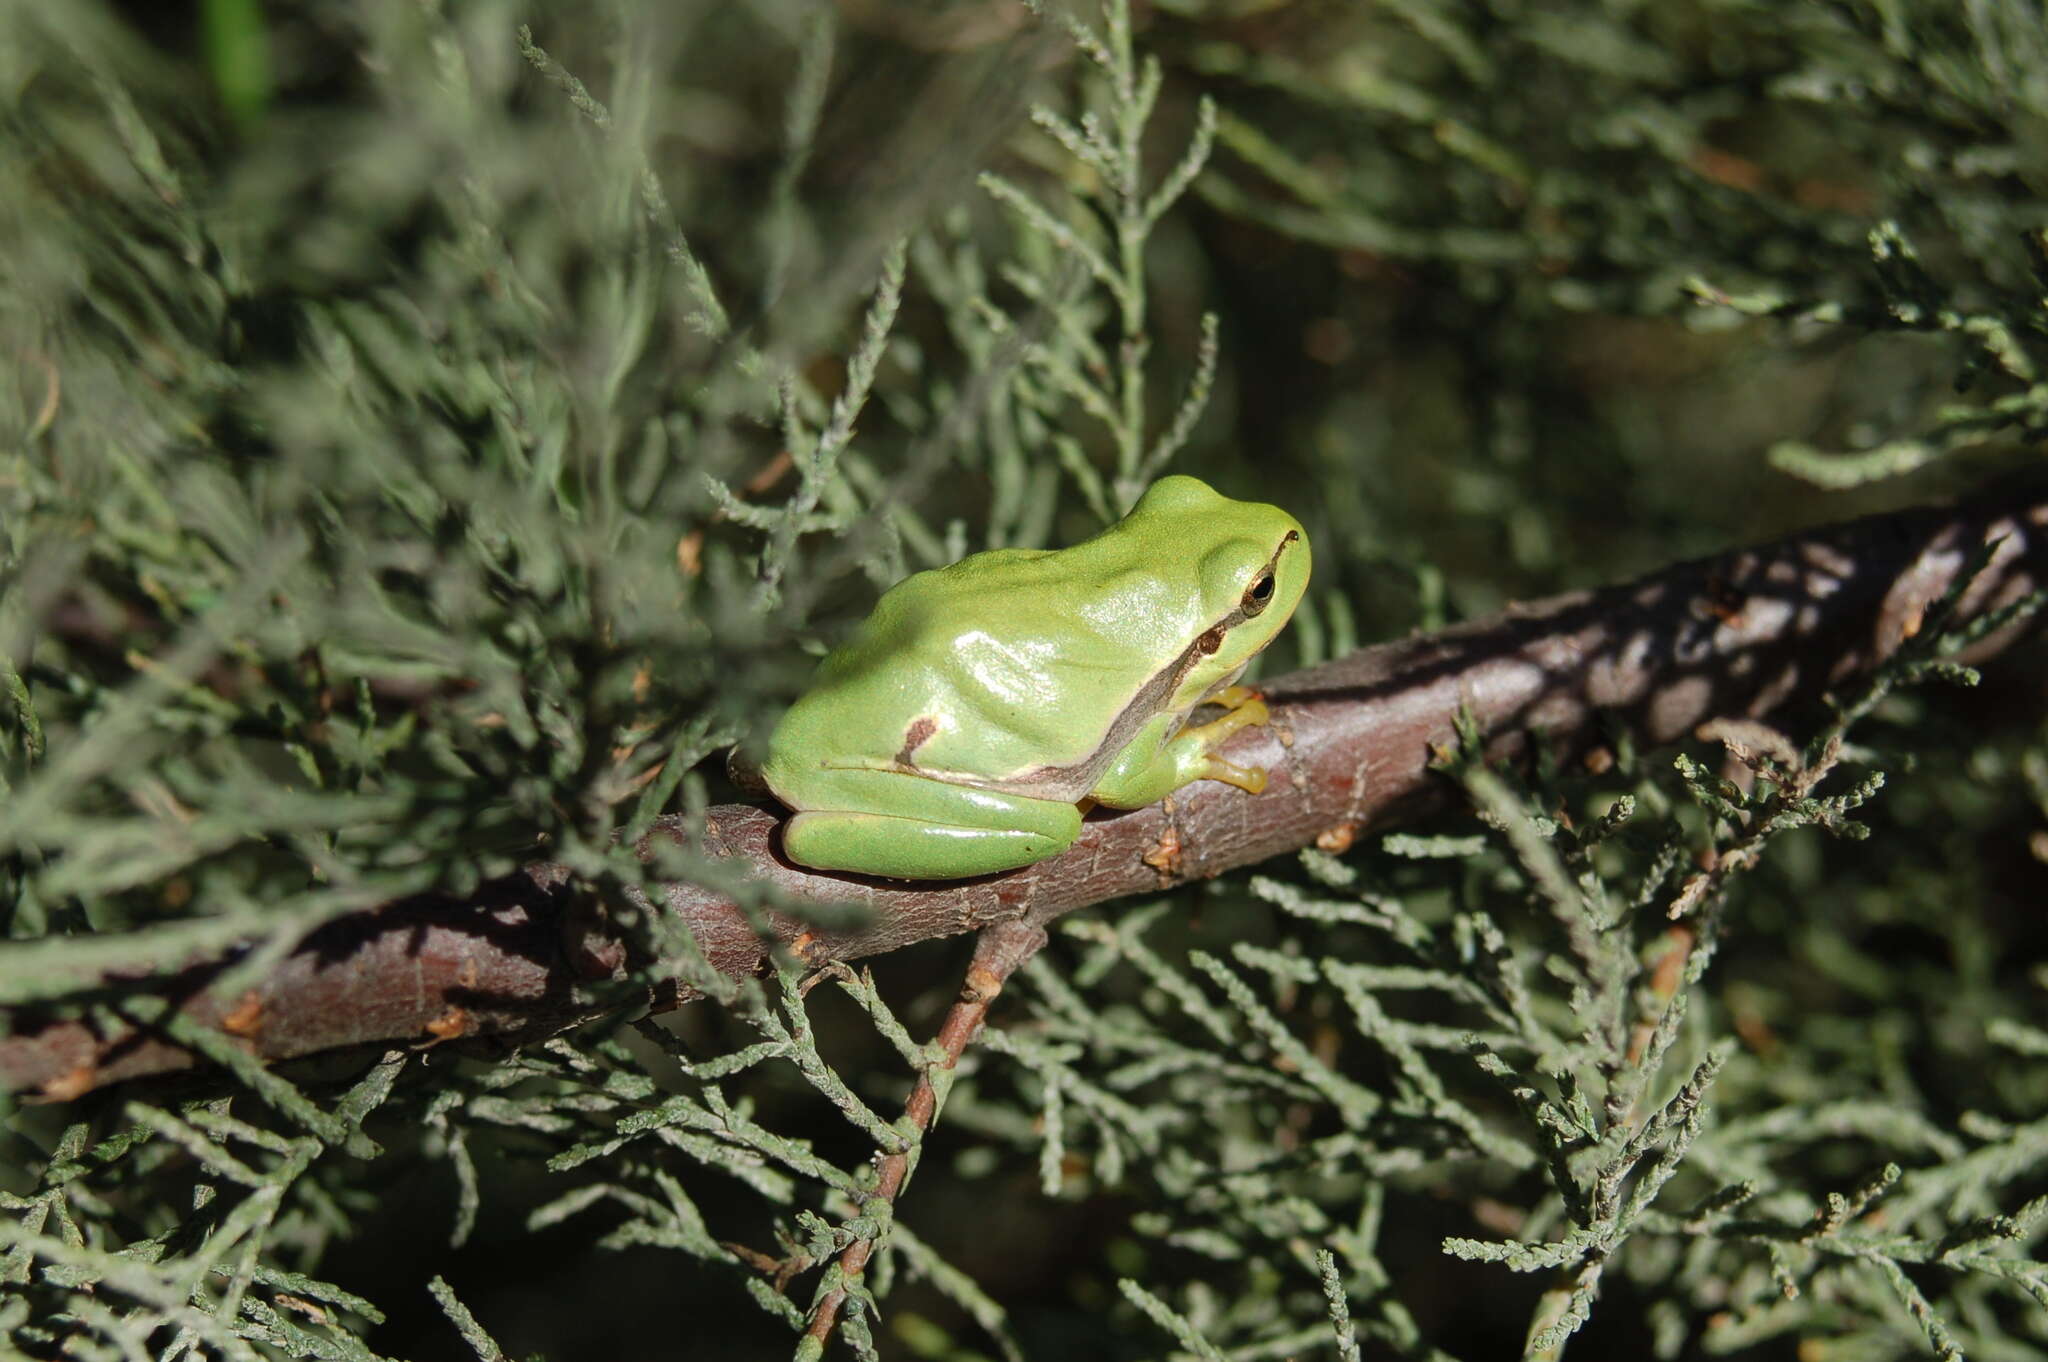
(780, 767, 1083, 879)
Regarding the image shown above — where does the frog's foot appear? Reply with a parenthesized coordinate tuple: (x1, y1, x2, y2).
(1087, 689, 1277, 808)
(1203, 684, 1266, 717)
(778, 767, 1083, 880)
(1184, 687, 1271, 793)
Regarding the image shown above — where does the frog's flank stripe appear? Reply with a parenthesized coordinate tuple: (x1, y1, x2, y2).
(968, 527, 1303, 800)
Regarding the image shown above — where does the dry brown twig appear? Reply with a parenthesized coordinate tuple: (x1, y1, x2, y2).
(794, 917, 1047, 1350)
(2, 486, 2045, 1100)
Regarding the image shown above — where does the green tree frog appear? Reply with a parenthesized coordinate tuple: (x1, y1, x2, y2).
(759, 475, 1311, 879)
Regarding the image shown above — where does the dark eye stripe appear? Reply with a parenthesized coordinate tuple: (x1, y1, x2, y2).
(1242, 571, 1275, 615)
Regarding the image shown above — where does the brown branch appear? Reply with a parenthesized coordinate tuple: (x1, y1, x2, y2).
(3, 488, 2044, 1099)
(798, 918, 1047, 1352)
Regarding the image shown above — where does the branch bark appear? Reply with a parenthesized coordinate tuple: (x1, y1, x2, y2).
(4, 488, 2044, 1098)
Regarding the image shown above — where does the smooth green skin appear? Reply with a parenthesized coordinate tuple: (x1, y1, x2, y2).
(761, 476, 1311, 879)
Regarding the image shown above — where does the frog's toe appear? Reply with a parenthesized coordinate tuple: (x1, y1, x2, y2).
(1200, 756, 1268, 794)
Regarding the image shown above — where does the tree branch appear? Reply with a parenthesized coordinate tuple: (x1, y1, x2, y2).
(4, 488, 2044, 1098)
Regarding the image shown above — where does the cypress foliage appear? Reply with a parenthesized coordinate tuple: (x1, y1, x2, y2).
(2, 1, 2044, 1357)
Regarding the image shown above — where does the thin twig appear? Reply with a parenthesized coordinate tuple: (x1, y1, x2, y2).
(799, 918, 1047, 1353)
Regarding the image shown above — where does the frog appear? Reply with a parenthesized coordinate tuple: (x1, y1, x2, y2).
(757, 474, 1311, 879)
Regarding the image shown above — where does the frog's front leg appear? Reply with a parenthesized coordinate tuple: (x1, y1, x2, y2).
(779, 767, 1083, 879)
(1088, 685, 1274, 809)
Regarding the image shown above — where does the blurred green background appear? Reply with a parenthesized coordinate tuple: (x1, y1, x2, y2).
(4, 0, 2046, 1358)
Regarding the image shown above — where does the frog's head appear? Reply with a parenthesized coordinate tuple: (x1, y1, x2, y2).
(1130, 475, 1312, 707)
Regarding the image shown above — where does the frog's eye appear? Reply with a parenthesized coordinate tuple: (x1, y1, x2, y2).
(1241, 568, 1277, 618)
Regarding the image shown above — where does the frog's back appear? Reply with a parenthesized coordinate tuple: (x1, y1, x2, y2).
(767, 544, 1189, 797)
